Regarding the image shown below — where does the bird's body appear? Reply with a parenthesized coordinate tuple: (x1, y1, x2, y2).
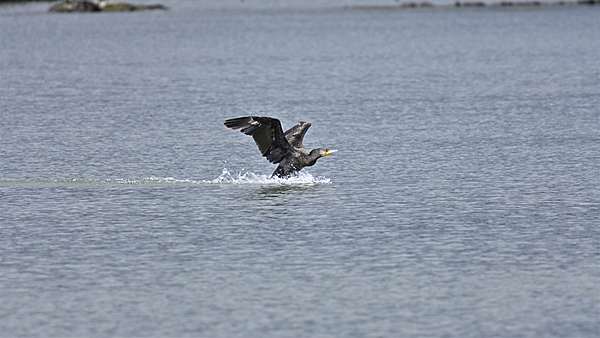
(224, 116, 337, 178)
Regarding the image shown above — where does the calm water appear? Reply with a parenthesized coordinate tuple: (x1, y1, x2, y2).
(1, 2, 599, 337)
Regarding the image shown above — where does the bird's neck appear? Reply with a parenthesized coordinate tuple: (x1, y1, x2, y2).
(306, 149, 322, 166)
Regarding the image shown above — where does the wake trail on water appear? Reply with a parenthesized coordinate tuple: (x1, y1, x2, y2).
(0, 169, 331, 186)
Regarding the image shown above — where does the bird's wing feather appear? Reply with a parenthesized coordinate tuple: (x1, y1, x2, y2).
(284, 121, 311, 149)
(224, 116, 291, 164)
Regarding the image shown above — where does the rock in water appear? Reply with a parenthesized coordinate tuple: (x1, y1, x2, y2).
(49, 0, 100, 12)
(101, 2, 167, 11)
(49, 0, 167, 13)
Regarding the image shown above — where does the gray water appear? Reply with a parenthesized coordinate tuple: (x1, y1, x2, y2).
(1, 2, 599, 337)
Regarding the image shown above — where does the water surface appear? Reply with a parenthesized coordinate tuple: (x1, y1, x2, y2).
(1, 2, 599, 337)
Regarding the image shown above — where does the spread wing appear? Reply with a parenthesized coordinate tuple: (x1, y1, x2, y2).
(224, 116, 291, 164)
(284, 121, 311, 150)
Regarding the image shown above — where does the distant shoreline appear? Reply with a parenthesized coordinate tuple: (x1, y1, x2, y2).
(1, 0, 598, 7)
(347, 0, 599, 9)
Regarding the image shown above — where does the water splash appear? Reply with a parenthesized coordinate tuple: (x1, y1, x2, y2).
(203, 168, 331, 185)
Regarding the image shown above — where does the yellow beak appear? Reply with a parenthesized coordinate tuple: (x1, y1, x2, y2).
(324, 149, 338, 156)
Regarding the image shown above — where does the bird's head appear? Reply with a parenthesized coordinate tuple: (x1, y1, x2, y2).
(311, 148, 338, 158)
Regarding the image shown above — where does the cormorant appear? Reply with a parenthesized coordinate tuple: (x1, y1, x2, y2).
(224, 116, 337, 178)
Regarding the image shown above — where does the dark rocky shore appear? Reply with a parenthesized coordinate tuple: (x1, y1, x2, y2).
(0, 0, 167, 11)
(47, 0, 167, 12)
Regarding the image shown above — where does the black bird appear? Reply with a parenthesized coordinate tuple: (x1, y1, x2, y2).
(224, 116, 337, 178)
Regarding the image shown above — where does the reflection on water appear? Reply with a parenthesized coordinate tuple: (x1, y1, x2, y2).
(258, 183, 317, 198)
